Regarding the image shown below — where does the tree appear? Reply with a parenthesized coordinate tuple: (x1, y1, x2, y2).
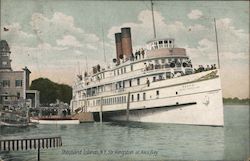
(30, 78, 72, 105)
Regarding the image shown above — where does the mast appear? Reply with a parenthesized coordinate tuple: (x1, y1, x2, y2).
(151, 0, 157, 39)
(214, 18, 220, 69)
(101, 24, 107, 65)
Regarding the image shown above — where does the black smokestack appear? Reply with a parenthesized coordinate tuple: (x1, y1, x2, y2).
(115, 33, 123, 64)
(121, 27, 132, 60)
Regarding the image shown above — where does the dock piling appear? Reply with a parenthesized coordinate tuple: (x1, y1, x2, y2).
(126, 92, 131, 121)
(0, 136, 62, 161)
(100, 97, 103, 123)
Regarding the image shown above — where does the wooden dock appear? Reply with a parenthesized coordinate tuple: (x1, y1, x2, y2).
(72, 112, 94, 123)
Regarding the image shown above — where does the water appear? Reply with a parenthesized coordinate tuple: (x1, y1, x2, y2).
(0, 105, 249, 161)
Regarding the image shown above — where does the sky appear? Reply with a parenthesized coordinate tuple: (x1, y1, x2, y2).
(0, 0, 249, 98)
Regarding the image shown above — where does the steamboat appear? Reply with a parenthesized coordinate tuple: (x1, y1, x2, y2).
(70, 2, 224, 126)
(70, 26, 224, 126)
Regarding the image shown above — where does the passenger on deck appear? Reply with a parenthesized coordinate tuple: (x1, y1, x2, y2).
(130, 53, 134, 61)
(200, 65, 205, 71)
(141, 48, 145, 59)
(206, 65, 210, 71)
(144, 63, 148, 71)
(135, 50, 138, 60)
(146, 78, 150, 87)
(138, 50, 141, 59)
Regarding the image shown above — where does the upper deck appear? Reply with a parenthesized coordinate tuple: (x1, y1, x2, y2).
(146, 38, 186, 58)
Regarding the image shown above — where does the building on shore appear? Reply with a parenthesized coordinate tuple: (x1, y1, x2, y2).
(0, 40, 39, 110)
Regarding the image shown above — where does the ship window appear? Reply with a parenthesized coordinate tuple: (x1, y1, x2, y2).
(121, 68, 123, 74)
(156, 90, 159, 96)
(164, 40, 168, 43)
(4, 92, 8, 100)
(143, 93, 146, 100)
(137, 93, 140, 101)
(124, 67, 126, 73)
(131, 65, 133, 71)
(131, 95, 134, 102)
(161, 59, 165, 64)
(117, 69, 120, 75)
(129, 80, 132, 87)
(153, 77, 156, 82)
(169, 40, 172, 44)
(137, 78, 140, 85)
(159, 41, 163, 44)
(114, 70, 116, 76)
(124, 96, 126, 103)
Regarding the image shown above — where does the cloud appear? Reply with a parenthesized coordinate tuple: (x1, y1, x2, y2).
(188, 9, 203, 20)
(215, 18, 249, 54)
(56, 35, 82, 47)
(2, 23, 34, 38)
(37, 42, 67, 51)
(51, 12, 83, 33)
(220, 52, 249, 60)
(108, 10, 197, 47)
(30, 12, 100, 49)
(216, 18, 248, 40)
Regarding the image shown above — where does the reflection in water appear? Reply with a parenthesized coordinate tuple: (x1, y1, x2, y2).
(224, 105, 250, 160)
(0, 105, 249, 161)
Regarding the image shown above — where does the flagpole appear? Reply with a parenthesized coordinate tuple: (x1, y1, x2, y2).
(214, 18, 220, 69)
(101, 24, 107, 66)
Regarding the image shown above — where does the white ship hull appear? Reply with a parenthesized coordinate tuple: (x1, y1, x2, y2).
(73, 70, 224, 126)
(96, 87, 223, 126)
